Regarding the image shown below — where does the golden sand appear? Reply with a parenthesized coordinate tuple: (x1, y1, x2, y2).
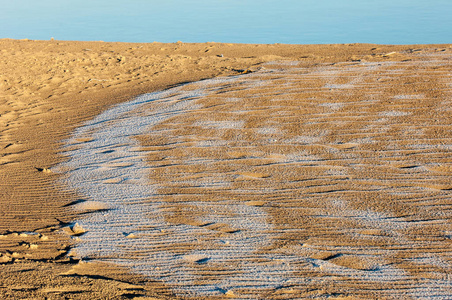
(0, 39, 451, 299)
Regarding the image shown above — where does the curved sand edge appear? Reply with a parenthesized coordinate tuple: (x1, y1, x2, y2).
(0, 39, 450, 299)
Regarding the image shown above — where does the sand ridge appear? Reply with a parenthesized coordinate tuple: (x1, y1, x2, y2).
(0, 39, 451, 298)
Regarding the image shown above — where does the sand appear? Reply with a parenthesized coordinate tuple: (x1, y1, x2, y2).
(0, 39, 451, 299)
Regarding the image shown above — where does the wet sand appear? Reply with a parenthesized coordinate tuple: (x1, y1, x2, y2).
(0, 39, 451, 299)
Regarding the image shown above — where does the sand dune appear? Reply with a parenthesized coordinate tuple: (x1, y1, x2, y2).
(0, 39, 451, 299)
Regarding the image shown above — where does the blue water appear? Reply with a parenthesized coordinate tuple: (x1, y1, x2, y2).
(1, 0, 451, 44)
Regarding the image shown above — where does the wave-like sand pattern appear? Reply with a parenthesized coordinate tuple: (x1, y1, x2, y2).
(58, 54, 452, 299)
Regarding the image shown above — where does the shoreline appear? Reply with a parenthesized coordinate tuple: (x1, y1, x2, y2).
(1, 39, 451, 299)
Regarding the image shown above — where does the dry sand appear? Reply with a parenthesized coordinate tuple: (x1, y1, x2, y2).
(0, 39, 451, 299)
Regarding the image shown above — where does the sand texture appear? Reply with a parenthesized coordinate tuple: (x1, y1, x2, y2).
(0, 39, 451, 299)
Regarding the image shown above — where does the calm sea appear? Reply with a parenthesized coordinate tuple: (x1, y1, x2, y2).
(1, 0, 451, 45)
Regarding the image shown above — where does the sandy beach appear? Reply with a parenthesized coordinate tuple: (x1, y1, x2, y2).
(1, 39, 451, 299)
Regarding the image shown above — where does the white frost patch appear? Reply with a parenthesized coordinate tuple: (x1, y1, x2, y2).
(393, 94, 424, 99)
(379, 110, 410, 117)
(318, 102, 345, 110)
(256, 126, 281, 135)
(290, 131, 330, 144)
(195, 139, 228, 147)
